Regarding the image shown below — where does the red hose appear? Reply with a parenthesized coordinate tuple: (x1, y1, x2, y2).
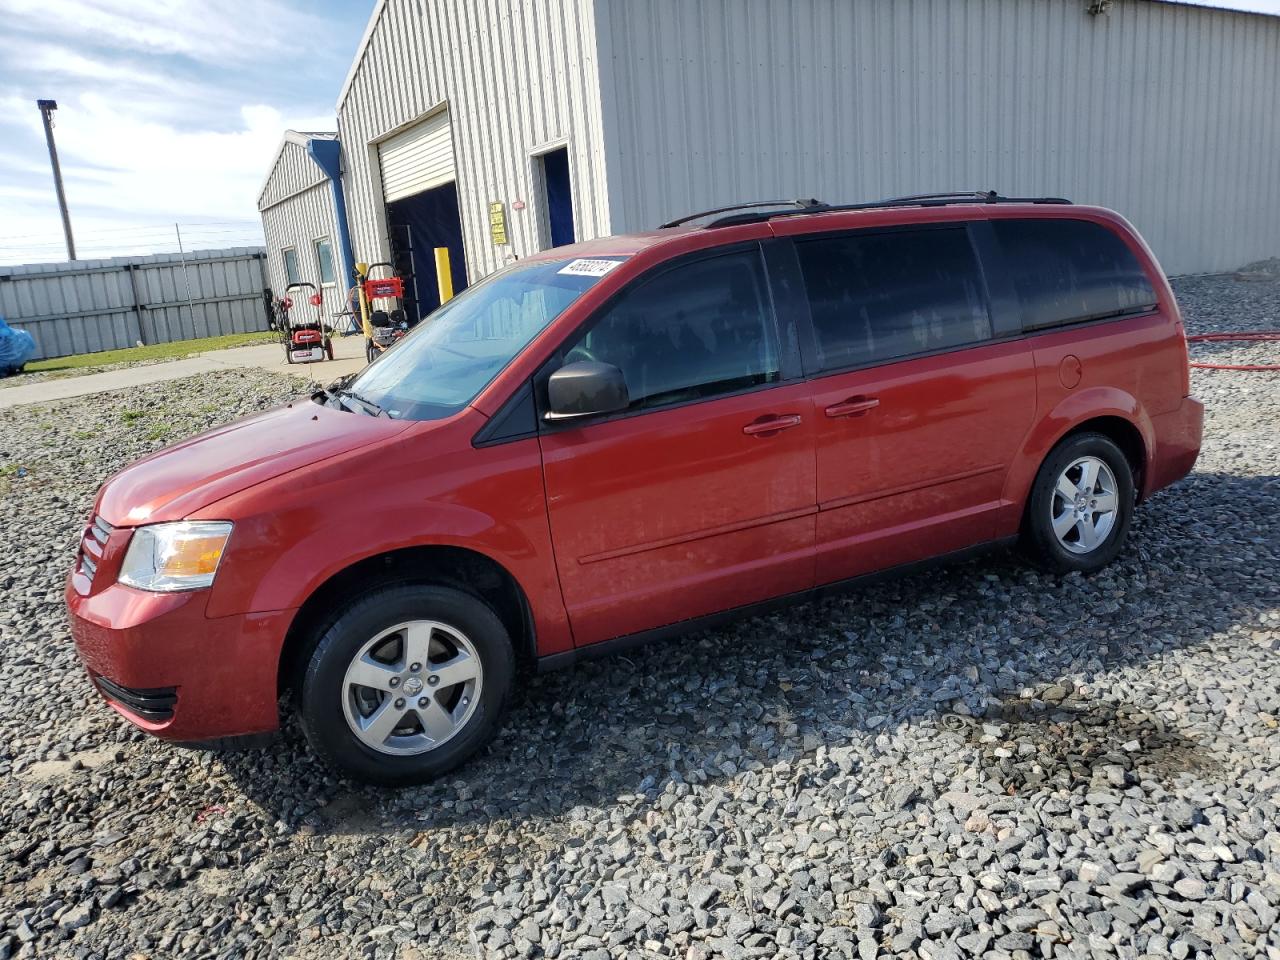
(1186, 331, 1280, 371)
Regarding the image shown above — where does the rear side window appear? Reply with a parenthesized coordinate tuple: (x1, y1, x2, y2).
(563, 250, 780, 411)
(992, 219, 1157, 331)
(795, 227, 992, 371)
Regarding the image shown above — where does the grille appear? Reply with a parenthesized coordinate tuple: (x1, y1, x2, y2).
(77, 514, 114, 591)
(95, 677, 177, 722)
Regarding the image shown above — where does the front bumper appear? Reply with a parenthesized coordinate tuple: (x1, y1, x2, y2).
(67, 577, 294, 741)
(1147, 395, 1204, 497)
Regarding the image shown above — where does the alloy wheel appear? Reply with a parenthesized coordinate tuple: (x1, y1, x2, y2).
(341, 620, 483, 756)
(1050, 455, 1120, 555)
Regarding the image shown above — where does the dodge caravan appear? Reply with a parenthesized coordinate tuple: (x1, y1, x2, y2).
(67, 193, 1203, 784)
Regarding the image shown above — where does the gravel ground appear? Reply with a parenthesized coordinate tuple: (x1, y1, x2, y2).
(0, 276, 1277, 960)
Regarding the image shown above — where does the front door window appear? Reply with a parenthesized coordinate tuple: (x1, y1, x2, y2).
(559, 249, 781, 411)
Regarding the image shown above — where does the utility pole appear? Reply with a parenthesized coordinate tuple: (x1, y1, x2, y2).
(36, 99, 76, 261)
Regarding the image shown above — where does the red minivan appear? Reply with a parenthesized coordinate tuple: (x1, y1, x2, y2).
(67, 194, 1202, 784)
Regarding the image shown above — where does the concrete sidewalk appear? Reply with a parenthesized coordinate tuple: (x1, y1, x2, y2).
(0, 336, 369, 409)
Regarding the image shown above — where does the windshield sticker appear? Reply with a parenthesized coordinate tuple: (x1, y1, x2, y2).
(557, 258, 623, 277)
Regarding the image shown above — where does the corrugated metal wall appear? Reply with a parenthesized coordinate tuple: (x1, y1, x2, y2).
(0, 249, 269, 361)
(337, 0, 611, 284)
(594, 0, 1280, 277)
(258, 139, 348, 321)
(259, 138, 328, 208)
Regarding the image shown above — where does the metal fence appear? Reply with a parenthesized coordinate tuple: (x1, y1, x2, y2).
(0, 247, 271, 361)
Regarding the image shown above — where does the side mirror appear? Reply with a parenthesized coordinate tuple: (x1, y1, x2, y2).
(545, 361, 629, 421)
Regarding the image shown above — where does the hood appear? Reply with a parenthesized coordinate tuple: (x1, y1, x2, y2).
(96, 400, 410, 525)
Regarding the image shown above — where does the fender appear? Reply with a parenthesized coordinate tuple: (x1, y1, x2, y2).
(194, 412, 573, 655)
(1002, 386, 1154, 511)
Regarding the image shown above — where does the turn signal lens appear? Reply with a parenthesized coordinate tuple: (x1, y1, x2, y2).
(119, 521, 233, 592)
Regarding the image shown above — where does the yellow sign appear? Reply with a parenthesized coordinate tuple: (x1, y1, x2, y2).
(488, 201, 508, 246)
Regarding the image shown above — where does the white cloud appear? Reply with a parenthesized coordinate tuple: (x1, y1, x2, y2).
(0, 0, 359, 264)
(0, 97, 331, 262)
(0, 0, 337, 66)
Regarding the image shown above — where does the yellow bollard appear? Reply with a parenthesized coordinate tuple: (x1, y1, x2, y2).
(434, 247, 454, 305)
(355, 261, 372, 339)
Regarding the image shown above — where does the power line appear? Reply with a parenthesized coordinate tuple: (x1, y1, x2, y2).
(0, 227, 266, 248)
(0, 239, 266, 253)
(0, 240, 264, 256)
(0, 220, 263, 242)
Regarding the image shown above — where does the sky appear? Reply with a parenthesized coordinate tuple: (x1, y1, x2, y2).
(0, 0, 368, 265)
(1, 0, 1279, 266)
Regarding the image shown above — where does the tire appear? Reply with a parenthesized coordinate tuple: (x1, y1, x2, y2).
(297, 584, 515, 786)
(1021, 432, 1135, 575)
(365, 342, 377, 364)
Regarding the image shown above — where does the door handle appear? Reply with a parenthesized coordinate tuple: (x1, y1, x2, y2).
(742, 413, 803, 436)
(825, 396, 880, 418)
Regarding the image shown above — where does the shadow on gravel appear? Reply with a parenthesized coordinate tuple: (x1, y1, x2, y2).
(217, 470, 1277, 834)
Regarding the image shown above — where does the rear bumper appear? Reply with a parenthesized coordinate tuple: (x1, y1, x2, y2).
(1146, 395, 1204, 497)
(67, 578, 293, 741)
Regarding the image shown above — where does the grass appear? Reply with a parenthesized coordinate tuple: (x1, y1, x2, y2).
(25, 331, 277, 374)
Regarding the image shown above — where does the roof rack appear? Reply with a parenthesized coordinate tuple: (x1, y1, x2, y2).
(700, 191, 1072, 228)
(659, 199, 825, 229)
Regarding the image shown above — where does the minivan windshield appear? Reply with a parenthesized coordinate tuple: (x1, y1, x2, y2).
(338, 257, 624, 420)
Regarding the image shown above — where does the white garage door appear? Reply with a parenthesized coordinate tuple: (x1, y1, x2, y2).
(378, 110, 455, 203)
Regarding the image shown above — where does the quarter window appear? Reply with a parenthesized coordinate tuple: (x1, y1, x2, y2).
(796, 227, 992, 371)
(282, 247, 300, 287)
(992, 219, 1157, 330)
(562, 250, 780, 411)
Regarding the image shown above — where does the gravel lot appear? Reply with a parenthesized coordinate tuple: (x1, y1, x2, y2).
(0, 275, 1277, 960)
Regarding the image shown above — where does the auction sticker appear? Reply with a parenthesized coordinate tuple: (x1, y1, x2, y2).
(558, 258, 624, 277)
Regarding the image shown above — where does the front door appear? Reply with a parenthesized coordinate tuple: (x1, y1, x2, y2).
(538, 246, 817, 646)
(787, 223, 1037, 583)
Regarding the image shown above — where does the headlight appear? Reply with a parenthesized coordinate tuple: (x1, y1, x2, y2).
(119, 521, 233, 592)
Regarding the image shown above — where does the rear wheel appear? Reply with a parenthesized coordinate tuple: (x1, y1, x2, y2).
(298, 584, 514, 785)
(1022, 432, 1134, 574)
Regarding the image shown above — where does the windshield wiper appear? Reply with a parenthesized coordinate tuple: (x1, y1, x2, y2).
(337, 389, 391, 418)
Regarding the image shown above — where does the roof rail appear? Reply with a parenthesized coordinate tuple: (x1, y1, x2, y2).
(704, 191, 1072, 228)
(659, 199, 825, 229)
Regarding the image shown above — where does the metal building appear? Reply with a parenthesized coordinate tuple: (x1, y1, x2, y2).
(257, 131, 355, 321)
(329, 0, 1278, 299)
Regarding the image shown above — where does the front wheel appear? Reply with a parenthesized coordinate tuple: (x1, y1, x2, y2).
(1021, 432, 1135, 574)
(298, 585, 514, 786)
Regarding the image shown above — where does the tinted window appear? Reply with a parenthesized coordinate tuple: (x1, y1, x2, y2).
(992, 219, 1157, 330)
(796, 228, 991, 371)
(563, 250, 779, 410)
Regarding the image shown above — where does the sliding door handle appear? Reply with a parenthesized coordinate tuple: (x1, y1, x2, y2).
(742, 414, 803, 436)
(825, 396, 880, 418)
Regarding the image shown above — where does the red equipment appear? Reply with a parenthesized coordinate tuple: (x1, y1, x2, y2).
(281, 282, 333, 364)
(364, 276, 404, 300)
(362, 262, 409, 363)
